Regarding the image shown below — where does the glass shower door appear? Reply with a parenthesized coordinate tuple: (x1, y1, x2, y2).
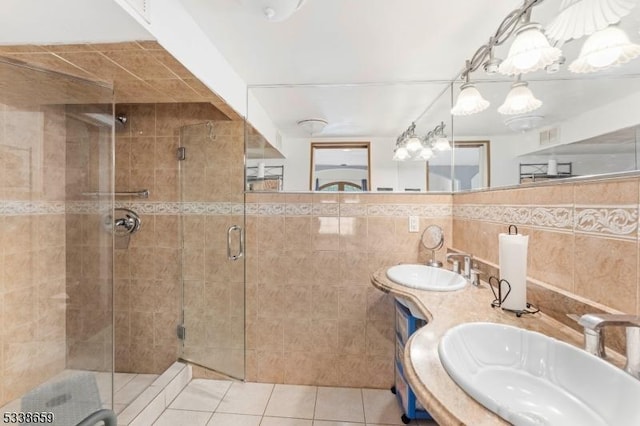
(179, 120, 246, 379)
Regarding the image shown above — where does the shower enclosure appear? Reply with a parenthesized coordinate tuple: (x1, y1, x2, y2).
(0, 58, 115, 423)
(178, 120, 246, 379)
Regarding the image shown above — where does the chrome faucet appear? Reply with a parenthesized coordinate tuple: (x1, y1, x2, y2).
(578, 313, 640, 379)
(446, 252, 472, 280)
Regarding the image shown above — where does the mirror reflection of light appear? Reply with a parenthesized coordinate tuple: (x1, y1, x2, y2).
(338, 217, 355, 235)
(317, 217, 340, 235)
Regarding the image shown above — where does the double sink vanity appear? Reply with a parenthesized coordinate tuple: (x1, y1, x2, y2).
(371, 262, 640, 426)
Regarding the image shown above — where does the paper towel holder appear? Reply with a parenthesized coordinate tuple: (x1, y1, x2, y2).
(489, 275, 540, 317)
(489, 276, 511, 308)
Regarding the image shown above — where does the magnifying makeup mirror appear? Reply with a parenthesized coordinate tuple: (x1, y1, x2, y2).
(421, 224, 444, 267)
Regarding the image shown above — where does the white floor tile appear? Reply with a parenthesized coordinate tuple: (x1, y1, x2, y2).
(169, 379, 231, 412)
(207, 413, 262, 426)
(153, 408, 212, 426)
(314, 387, 365, 423)
(362, 389, 405, 425)
(261, 417, 313, 426)
(216, 382, 274, 416)
(264, 384, 317, 419)
(115, 374, 159, 405)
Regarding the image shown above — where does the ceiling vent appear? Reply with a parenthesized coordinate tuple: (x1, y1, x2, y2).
(539, 127, 560, 146)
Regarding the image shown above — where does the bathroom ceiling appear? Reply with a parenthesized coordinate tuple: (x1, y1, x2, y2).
(180, 0, 640, 138)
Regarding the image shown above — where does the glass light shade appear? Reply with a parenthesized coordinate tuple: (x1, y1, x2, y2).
(393, 146, 410, 161)
(405, 136, 423, 153)
(433, 136, 451, 151)
(545, 0, 636, 43)
(569, 26, 640, 73)
(497, 81, 543, 115)
(499, 23, 562, 75)
(417, 146, 434, 161)
(451, 82, 490, 116)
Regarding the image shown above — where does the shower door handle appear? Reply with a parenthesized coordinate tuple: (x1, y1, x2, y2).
(227, 225, 244, 261)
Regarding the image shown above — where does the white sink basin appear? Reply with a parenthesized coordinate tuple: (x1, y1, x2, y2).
(386, 264, 467, 291)
(439, 322, 640, 426)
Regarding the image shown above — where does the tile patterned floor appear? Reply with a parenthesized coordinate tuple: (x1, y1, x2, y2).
(153, 379, 437, 426)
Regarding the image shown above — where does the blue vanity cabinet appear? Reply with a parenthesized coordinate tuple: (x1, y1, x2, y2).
(393, 300, 433, 424)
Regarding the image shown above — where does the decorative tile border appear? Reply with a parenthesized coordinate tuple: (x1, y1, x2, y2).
(7, 200, 637, 241)
(0, 201, 66, 215)
(574, 205, 638, 239)
(366, 203, 452, 217)
(63, 201, 453, 218)
(454, 204, 573, 230)
(455, 204, 638, 240)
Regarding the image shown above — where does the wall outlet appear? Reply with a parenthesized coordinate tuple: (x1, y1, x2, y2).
(409, 216, 419, 233)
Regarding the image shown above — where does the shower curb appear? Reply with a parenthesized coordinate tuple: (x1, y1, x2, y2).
(117, 362, 192, 426)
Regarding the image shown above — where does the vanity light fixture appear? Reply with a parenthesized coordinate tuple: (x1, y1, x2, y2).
(498, 20, 562, 75)
(418, 145, 434, 161)
(497, 77, 542, 115)
(569, 25, 640, 73)
(451, 64, 490, 116)
(404, 123, 423, 153)
(393, 145, 410, 161)
(431, 121, 452, 151)
(446, 0, 640, 119)
(393, 121, 450, 161)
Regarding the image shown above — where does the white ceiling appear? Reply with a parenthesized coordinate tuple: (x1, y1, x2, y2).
(181, 0, 521, 85)
(180, 0, 640, 139)
(0, 0, 152, 44)
(181, 0, 521, 137)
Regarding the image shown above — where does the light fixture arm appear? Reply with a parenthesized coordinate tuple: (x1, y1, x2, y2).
(460, 0, 546, 80)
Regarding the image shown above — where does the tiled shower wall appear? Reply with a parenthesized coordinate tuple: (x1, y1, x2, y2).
(244, 193, 452, 387)
(452, 177, 640, 316)
(0, 104, 67, 406)
(113, 102, 230, 373)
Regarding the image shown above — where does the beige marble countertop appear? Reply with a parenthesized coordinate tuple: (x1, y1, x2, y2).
(371, 267, 602, 426)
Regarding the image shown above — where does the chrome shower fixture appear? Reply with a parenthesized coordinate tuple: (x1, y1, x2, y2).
(115, 113, 127, 127)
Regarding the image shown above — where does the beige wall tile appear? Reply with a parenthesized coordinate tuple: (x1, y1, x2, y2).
(284, 216, 312, 252)
(574, 235, 638, 313)
(528, 229, 575, 292)
(339, 217, 367, 252)
(575, 179, 639, 205)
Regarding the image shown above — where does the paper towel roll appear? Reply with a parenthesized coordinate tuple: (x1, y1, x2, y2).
(257, 162, 265, 178)
(499, 232, 529, 311)
(547, 159, 558, 176)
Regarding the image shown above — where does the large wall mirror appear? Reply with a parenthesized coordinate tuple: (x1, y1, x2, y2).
(246, 69, 640, 193)
(245, 0, 640, 194)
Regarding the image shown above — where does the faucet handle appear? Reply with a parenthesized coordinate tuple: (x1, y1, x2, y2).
(470, 268, 481, 287)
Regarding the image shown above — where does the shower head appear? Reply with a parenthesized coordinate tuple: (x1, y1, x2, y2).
(67, 112, 128, 130)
